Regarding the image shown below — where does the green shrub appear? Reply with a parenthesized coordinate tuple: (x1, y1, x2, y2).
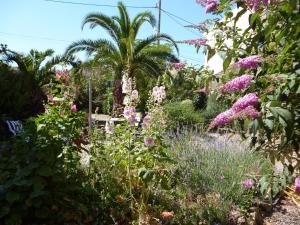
(164, 100, 204, 129)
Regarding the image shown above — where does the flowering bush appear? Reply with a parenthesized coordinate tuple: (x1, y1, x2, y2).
(198, 0, 300, 176)
(94, 72, 173, 223)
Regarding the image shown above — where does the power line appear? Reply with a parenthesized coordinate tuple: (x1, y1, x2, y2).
(44, 0, 156, 9)
(160, 8, 195, 25)
(161, 10, 200, 37)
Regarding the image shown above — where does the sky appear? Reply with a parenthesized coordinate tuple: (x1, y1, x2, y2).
(0, 0, 214, 65)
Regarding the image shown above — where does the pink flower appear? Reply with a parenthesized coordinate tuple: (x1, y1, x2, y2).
(233, 106, 261, 120)
(179, 38, 207, 48)
(220, 74, 253, 93)
(70, 102, 77, 112)
(232, 93, 259, 112)
(172, 61, 186, 71)
(55, 71, 62, 80)
(208, 109, 235, 129)
(242, 179, 254, 189)
(131, 90, 139, 100)
(144, 137, 155, 147)
(143, 115, 152, 128)
(205, 0, 218, 13)
(152, 86, 166, 103)
(232, 55, 263, 69)
(161, 211, 174, 219)
(295, 177, 300, 195)
(245, 0, 275, 11)
(196, 0, 218, 13)
(123, 106, 137, 125)
(63, 92, 69, 98)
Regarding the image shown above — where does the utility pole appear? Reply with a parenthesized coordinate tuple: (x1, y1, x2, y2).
(157, 0, 161, 45)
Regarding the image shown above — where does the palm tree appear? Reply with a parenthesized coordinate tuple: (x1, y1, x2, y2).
(0, 45, 78, 87)
(66, 1, 179, 116)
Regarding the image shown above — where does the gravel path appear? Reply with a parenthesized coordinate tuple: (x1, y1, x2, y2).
(263, 199, 300, 225)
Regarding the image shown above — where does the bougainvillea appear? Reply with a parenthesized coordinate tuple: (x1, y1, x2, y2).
(220, 74, 253, 92)
(196, 0, 219, 13)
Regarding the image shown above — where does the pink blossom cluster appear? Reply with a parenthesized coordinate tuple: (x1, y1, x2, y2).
(232, 55, 263, 70)
(245, 0, 275, 11)
(172, 61, 186, 71)
(122, 73, 132, 94)
(144, 136, 155, 147)
(70, 102, 77, 112)
(179, 38, 207, 47)
(232, 93, 259, 112)
(209, 93, 260, 129)
(55, 69, 70, 81)
(152, 86, 166, 103)
(295, 177, 300, 195)
(123, 106, 137, 125)
(142, 115, 152, 128)
(220, 74, 253, 93)
(196, 0, 219, 13)
(241, 179, 254, 189)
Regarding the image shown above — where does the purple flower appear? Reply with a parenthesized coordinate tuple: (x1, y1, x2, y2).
(123, 106, 137, 125)
(180, 38, 207, 47)
(143, 115, 152, 128)
(144, 137, 155, 147)
(245, 0, 274, 11)
(242, 179, 254, 189)
(208, 109, 235, 129)
(220, 74, 253, 93)
(172, 61, 186, 71)
(232, 55, 263, 69)
(232, 93, 259, 112)
(205, 0, 218, 13)
(295, 177, 300, 195)
(234, 106, 261, 119)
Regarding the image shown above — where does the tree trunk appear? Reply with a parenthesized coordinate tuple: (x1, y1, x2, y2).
(112, 79, 124, 117)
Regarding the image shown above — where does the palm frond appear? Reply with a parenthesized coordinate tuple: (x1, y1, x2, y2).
(82, 13, 121, 43)
(134, 33, 179, 56)
(131, 12, 156, 38)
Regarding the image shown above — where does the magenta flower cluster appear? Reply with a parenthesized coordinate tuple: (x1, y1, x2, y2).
(55, 69, 70, 81)
(179, 38, 207, 48)
(245, 0, 275, 11)
(232, 55, 263, 69)
(196, 0, 219, 13)
(172, 61, 186, 71)
(220, 74, 253, 93)
(241, 179, 254, 189)
(232, 93, 259, 112)
(209, 93, 260, 129)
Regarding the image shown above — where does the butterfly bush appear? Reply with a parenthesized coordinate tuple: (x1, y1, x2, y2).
(232, 55, 263, 69)
(179, 38, 207, 47)
(232, 93, 259, 112)
(185, 23, 207, 32)
(209, 93, 260, 129)
(245, 0, 275, 11)
(220, 74, 253, 93)
(196, 0, 219, 13)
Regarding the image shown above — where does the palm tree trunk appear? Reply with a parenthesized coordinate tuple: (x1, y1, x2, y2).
(112, 79, 124, 117)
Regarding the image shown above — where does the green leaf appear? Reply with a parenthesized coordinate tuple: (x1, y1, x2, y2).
(269, 107, 293, 124)
(6, 192, 20, 203)
(223, 55, 232, 71)
(37, 166, 52, 177)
